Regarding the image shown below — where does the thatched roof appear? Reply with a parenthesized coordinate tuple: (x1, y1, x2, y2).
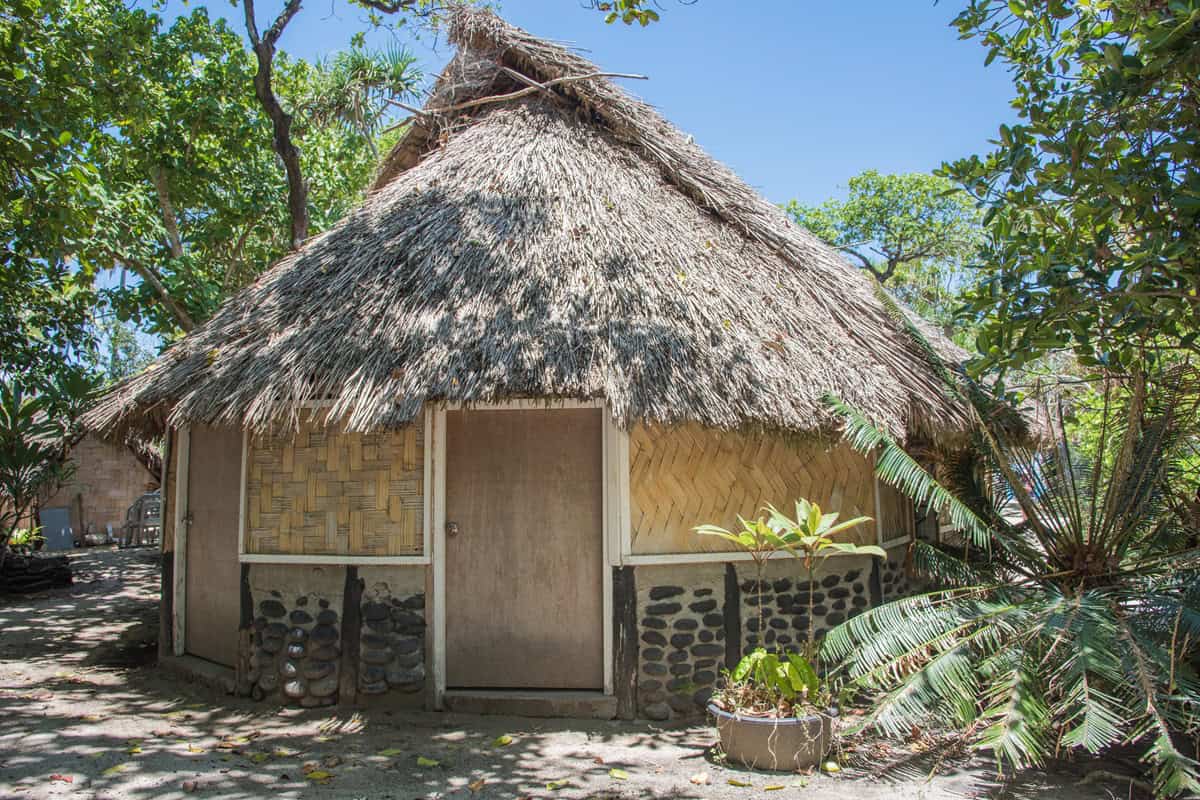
(86, 8, 972, 443)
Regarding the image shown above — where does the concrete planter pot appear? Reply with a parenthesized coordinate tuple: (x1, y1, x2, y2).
(708, 703, 832, 771)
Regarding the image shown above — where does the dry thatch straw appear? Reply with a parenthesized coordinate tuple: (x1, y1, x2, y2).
(86, 7, 972, 444)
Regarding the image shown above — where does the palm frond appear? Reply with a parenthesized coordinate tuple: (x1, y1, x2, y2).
(977, 647, 1051, 770)
(853, 634, 984, 738)
(910, 539, 985, 587)
(1113, 603, 1200, 796)
(825, 394, 992, 548)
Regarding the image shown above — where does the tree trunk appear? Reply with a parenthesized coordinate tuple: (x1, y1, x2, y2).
(244, 0, 309, 251)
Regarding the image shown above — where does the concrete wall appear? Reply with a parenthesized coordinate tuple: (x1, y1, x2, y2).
(39, 434, 158, 537)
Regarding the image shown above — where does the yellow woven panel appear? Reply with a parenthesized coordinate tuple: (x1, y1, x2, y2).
(245, 414, 423, 556)
(630, 424, 877, 554)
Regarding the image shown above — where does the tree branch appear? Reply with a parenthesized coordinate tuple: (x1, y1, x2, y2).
(842, 246, 891, 283)
(244, 0, 309, 250)
(356, 0, 435, 14)
(104, 250, 195, 332)
(223, 215, 260, 293)
(386, 70, 648, 123)
(152, 166, 184, 260)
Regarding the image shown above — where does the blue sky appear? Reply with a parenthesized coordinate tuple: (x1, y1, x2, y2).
(175, 0, 1017, 206)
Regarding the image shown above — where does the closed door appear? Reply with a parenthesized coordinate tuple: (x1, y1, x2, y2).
(185, 425, 243, 667)
(445, 409, 604, 689)
(39, 507, 73, 550)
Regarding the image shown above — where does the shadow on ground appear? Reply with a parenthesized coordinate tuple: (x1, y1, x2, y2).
(0, 548, 1149, 800)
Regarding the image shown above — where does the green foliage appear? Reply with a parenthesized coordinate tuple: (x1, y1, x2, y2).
(720, 647, 822, 715)
(94, 312, 157, 384)
(303, 46, 421, 157)
(696, 499, 877, 716)
(944, 1, 1200, 377)
(0, 372, 94, 556)
(825, 356, 1200, 794)
(590, 1, 663, 26)
(2, 0, 420, 379)
(8, 526, 44, 553)
(763, 499, 880, 660)
(91, 7, 410, 335)
(785, 171, 983, 332)
(0, 0, 129, 386)
(763, 498, 880, 563)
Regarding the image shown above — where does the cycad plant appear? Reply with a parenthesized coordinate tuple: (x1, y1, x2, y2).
(821, 363, 1200, 796)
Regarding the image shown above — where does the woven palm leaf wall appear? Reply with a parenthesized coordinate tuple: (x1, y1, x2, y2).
(245, 414, 424, 556)
(877, 478, 916, 542)
(629, 423, 901, 554)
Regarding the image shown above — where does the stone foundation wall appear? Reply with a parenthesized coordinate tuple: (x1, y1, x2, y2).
(635, 564, 727, 720)
(245, 563, 427, 706)
(229, 552, 914, 720)
(358, 566, 426, 699)
(741, 560, 871, 658)
(630, 555, 890, 720)
(248, 565, 345, 706)
(879, 547, 910, 602)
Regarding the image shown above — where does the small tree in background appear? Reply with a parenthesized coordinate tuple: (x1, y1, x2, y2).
(0, 372, 94, 569)
(785, 171, 982, 331)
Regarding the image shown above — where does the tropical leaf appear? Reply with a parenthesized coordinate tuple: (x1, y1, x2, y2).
(824, 394, 993, 548)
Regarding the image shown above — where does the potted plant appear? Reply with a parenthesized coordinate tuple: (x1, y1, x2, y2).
(695, 498, 883, 771)
(7, 526, 45, 556)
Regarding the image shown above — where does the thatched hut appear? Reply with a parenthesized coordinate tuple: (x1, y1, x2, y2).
(87, 8, 969, 719)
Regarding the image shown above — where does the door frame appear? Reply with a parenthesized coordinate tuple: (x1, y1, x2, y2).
(430, 400, 630, 707)
(171, 425, 191, 656)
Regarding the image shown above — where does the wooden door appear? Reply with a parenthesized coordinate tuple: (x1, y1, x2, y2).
(185, 425, 243, 667)
(445, 409, 604, 689)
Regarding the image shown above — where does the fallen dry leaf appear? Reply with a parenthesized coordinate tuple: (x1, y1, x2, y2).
(609, 768, 629, 781)
(48, 774, 73, 784)
(304, 770, 334, 783)
(377, 748, 404, 757)
(468, 778, 486, 793)
(491, 734, 514, 747)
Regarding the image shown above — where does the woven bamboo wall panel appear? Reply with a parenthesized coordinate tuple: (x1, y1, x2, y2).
(245, 414, 424, 556)
(630, 424, 876, 554)
(877, 480, 915, 541)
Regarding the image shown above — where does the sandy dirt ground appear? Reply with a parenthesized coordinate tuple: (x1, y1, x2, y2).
(0, 547, 1147, 800)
